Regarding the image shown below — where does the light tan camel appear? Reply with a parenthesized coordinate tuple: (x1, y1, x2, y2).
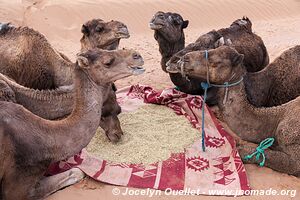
(0, 48, 144, 200)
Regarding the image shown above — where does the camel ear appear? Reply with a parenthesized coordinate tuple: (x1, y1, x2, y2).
(76, 55, 90, 69)
(81, 24, 90, 36)
(232, 53, 244, 67)
(214, 37, 225, 48)
(226, 39, 233, 45)
(182, 20, 189, 29)
(101, 54, 115, 66)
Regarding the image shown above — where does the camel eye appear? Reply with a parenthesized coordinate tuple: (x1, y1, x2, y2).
(158, 14, 164, 19)
(95, 26, 104, 32)
(173, 18, 181, 25)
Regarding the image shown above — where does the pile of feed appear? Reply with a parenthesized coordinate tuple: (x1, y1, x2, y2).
(86, 104, 200, 164)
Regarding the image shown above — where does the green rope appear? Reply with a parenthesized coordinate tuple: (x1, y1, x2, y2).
(244, 138, 275, 167)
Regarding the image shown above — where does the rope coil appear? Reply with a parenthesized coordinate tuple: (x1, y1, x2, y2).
(244, 137, 275, 167)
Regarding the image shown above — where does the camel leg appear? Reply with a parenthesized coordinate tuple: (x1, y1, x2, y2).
(2, 170, 37, 200)
(29, 168, 85, 199)
(237, 141, 299, 176)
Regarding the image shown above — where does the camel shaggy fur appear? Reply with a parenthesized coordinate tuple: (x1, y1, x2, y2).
(0, 48, 144, 200)
(244, 45, 300, 107)
(167, 46, 300, 176)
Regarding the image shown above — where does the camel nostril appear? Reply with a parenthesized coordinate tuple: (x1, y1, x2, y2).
(133, 53, 141, 60)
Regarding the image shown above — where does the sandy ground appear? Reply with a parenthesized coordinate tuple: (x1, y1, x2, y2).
(1, 0, 300, 199)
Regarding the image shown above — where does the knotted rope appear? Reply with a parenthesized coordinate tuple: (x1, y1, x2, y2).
(244, 137, 275, 167)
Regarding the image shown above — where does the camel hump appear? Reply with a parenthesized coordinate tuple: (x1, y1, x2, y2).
(0, 22, 12, 34)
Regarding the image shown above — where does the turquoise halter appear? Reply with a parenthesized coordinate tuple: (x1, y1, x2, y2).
(200, 50, 243, 152)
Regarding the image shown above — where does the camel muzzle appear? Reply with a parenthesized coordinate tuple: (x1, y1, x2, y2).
(116, 27, 130, 38)
(130, 66, 145, 75)
(166, 60, 181, 74)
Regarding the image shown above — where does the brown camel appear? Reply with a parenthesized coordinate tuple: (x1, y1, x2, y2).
(169, 43, 300, 107)
(0, 19, 129, 89)
(0, 48, 145, 200)
(0, 73, 122, 142)
(167, 17, 269, 73)
(167, 46, 300, 176)
(0, 19, 129, 141)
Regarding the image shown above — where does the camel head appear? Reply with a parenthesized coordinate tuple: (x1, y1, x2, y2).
(149, 11, 189, 43)
(76, 48, 144, 84)
(166, 46, 244, 84)
(230, 16, 252, 32)
(81, 19, 130, 50)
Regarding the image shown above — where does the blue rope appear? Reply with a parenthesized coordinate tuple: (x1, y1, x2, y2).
(200, 50, 243, 152)
(244, 138, 275, 167)
(209, 79, 244, 88)
(200, 82, 210, 152)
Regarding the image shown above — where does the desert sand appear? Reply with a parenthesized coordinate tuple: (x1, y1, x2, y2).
(0, 0, 300, 199)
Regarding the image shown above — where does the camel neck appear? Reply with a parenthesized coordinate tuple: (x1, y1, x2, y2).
(50, 51, 74, 86)
(155, 31, 185, 68)
(71, 68, 104, 116)
(216, 66, 282, 143)
(49, 67, 104, 161)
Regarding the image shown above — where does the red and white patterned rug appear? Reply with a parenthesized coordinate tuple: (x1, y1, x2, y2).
(47, 84, 250, 195)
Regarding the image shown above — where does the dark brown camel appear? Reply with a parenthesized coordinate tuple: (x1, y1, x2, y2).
(0, 48, 144, 200)
(150, 11, 208, 96)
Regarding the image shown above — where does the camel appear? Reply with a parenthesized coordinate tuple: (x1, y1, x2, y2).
(167, 17, 269, 73)
(149, 11, 205, 95)
(0, 73, 122, 142)
(0, 48, 145, 200)
(0, 19, 129, 89)
(168, 41, 300, 107)
(166, 46, 300, 176)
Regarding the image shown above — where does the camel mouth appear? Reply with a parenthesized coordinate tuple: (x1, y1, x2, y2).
(166, 65, 180, 73)
(115, 28, 130, 39)
(130, 66, 145, 75)
(115, 32, 130, 39)
(149, 22, 164, 30)
(166, 61, 180, 73)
